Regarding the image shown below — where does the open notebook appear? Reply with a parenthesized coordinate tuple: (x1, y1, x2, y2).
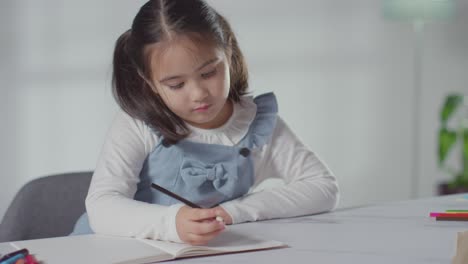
(10, 231, 286, 264)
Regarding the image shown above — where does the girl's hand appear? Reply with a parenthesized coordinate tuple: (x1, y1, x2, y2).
(176, 206, 226, 245)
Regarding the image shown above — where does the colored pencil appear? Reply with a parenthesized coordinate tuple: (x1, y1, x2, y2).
(429, 212, 468, 217)
(436, 216, 468, 221)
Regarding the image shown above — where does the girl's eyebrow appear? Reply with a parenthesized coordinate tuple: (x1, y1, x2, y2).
(159, 57, 219, 82)
(196, 57, 219, 71)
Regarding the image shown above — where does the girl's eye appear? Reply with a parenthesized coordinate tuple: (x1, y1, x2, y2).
(201, 69, 217, 79)
(168, 82, 184, 89)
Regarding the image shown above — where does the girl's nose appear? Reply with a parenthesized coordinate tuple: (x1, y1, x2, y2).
(192, 83, 209, 102)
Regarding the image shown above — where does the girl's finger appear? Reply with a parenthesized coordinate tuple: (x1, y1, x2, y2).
(186, 228, 225, 245)
(186, 218, 225, 235)
(188, 208, 217, 221)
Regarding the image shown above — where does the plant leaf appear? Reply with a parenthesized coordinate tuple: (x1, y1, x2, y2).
(439, 128, 457, 164)
(441, 94, 463, 123)
(464, 128, 468, 177)
(464, 129, 468, 160)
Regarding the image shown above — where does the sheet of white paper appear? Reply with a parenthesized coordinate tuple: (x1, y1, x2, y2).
(12, 234, 172, 264)
(140, 230, 285, 258)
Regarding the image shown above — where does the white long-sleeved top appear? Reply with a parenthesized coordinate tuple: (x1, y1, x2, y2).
(86, 95, 339, 243)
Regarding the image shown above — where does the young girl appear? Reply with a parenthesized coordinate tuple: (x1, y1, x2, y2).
(72, 0, 339, 245)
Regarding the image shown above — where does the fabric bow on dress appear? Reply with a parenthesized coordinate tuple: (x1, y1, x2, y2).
(180, 159, 237, 197)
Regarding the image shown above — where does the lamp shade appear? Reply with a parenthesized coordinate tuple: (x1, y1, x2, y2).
(383, 0, 455, 21)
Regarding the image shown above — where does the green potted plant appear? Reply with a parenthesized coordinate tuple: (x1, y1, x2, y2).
(438, 94, 468, 195)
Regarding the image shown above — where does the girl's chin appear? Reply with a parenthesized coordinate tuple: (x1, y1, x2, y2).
(185, 116, 214, 127)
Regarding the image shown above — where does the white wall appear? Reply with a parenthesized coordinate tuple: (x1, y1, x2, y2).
(0, 0, 467, 221)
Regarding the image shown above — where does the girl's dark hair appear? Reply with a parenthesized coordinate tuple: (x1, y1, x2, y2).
(112, 0, 248, 144)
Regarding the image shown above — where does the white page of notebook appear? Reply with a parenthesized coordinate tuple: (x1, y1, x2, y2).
(12, 234, 172, 264)
(140, 230, 285, 258)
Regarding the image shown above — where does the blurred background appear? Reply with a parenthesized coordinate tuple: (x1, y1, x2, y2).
(0, 0, 467, 222)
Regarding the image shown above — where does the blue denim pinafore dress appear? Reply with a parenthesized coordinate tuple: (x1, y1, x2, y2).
(70, 93, 277, 235)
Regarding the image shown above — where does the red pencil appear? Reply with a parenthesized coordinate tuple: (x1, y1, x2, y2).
(429, 212, 468, 218)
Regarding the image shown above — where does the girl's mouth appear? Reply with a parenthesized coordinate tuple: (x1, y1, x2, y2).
(193, 104, 211, 112)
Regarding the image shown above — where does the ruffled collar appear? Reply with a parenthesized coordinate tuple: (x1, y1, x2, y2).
(185, 95, 257, 146)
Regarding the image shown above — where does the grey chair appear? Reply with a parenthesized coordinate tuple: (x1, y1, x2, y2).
(0, 171, 93, 242)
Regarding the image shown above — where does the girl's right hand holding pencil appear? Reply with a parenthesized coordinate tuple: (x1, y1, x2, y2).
(176, 206, 226, 245)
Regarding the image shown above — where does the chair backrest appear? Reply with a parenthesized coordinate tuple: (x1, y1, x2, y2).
(0, 171, 93, 242)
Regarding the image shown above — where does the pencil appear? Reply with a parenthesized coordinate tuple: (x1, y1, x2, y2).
(151, 183, 202, 208)
(430, 212, 468, 218)
(0, 248, 29, 262)
(436, 216, 468, 221)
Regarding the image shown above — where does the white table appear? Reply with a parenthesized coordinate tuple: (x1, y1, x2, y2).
(2, 194, 467, 263)
(180, 194, 466, 263)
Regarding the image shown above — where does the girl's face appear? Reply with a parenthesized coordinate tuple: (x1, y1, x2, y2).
(148, 35, 232, 129)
